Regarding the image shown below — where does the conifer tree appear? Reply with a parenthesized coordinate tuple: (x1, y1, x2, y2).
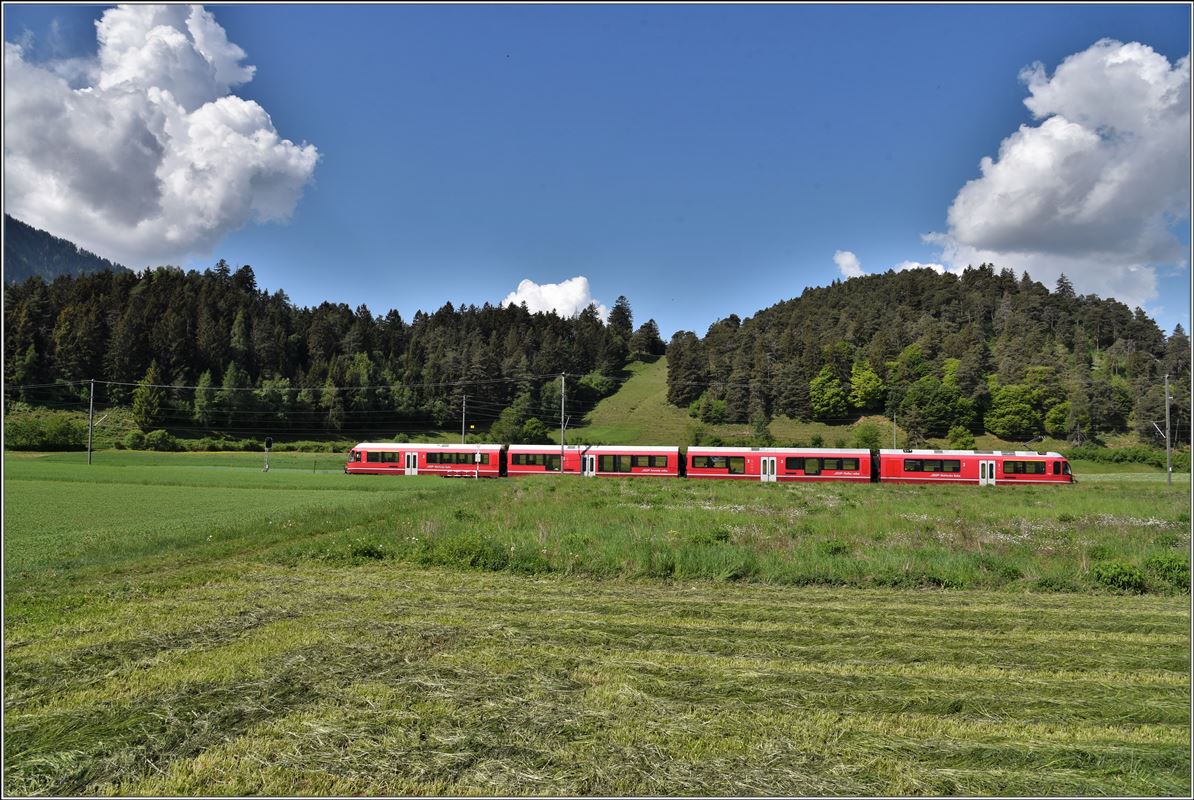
(132, 361, 164, 431)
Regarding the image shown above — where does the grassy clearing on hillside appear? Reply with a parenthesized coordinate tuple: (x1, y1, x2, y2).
(4, 452, 1190, 795)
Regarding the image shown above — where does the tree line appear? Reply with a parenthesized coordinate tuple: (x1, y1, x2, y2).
(667, 266, 1191, 446)
(4, 261, 666, 440)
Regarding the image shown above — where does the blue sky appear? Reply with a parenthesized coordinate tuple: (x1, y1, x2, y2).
(4, 3, 1191, 338)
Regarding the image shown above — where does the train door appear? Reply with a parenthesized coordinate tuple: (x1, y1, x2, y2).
(760, 456, 777, 482)
(404, 452, 418, 476)
(979, 460, 996, 486)
(583, 454, 597, 477)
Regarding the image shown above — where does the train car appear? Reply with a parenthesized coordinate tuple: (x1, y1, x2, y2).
(346, 442, 503, 477)
(686, 446, 872, 483)
(877, 449, 1073, 486)
(506, 444, 587, 476)
(578, 445, 680, 478)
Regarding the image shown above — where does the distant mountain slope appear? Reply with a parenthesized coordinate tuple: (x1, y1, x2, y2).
(4, 215, 131, 283)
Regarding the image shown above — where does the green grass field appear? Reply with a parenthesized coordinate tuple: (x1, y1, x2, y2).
(4, 451, 1191, 795)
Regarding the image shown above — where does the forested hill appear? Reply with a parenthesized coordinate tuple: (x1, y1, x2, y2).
(4, 215, 131, 284)
(3, 262, 666, 440)
(667, 266, 1191, 444)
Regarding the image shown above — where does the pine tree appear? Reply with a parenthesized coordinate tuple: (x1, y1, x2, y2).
(608, 295, 633, 341)
(193, 370, 216, 426)
(132, 361, 165, 431)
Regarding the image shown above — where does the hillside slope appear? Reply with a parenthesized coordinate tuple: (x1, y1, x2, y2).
(4, 215, 131, 283)
(560, 355, 1167, 456)
(564, 357, 892, 447)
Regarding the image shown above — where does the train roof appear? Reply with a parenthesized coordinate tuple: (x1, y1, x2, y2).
(687, 446, 870, 456)
(352, 442, 503, 450)
(586, 445, 679, 452)
(507, 444, 589, 452)
(879, 449, 1065, 458)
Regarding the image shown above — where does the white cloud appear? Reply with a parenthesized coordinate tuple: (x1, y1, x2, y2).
(500, 276, 608, 319)
(3, 4, 318, 268)
(833, 250, 864, 278)
(832, 252, 954, 279)
(893, 260, 949, 275)
(926, 38, 1190, 310)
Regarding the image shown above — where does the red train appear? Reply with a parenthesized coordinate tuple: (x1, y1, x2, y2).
(346, 442, 1073, 486)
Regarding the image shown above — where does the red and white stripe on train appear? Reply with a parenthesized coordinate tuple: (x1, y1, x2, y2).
(346, 443, 1073, 485)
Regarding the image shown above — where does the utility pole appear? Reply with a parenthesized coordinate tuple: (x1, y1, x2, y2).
(461, 395, 467, 444)
(1165, 374, 1172, 486)
(560, 373, 566, 474)
(87, 379, 96, 468)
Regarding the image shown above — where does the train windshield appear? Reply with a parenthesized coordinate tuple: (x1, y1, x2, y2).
(1062, 462, 1071, 475)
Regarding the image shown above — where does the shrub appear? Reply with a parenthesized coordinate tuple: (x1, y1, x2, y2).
(123, 430, 147, 450)
(144, 429, 180, 451)
(1033, 575, 1080, 593)
(1144, 551, 1190, 590)
(3, 411, 87, 450)
(810, 434, 824, 447)
(1092, 561, 1147, 593)
(947, 425, 976, 449)
(852, 422, 882, 453)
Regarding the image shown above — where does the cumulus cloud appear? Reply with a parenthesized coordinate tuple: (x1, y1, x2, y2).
(892, 260, 949, 275)
(833, 250, 864, 279)
(500, 276, 609, 319)
(3, 4, 318, 267)
(926, 39, 1190, 309)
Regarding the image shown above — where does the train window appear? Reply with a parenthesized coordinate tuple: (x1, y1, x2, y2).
(693, 456, 728, 469)
(728, 457, 745, 474)
(617, 456, 633, 472)
(1062, 462, 1071, 475)
(381, 452, 398, 463)
(843, 458, 859, 471)
(823, 459, 841, 470)
(352, 451, 361, 462)
(599, 455, 614, 472)
(632, 455, 650, 468)
(1026, 461, 1045, 474)
(924, 460, 942, 472)
(805, 458, 821, 475)
(903, 460, 922, 472)
(511, 454, 524, 466)
(943, 460, 961, 472)
(1052, 461, 1060, 475)
(784, 457, 802, 471)
(651, 456, 668, 468)
(366, 452, 381, 463)
(546, 455, 560, 471)
(479, 453, 490, 465)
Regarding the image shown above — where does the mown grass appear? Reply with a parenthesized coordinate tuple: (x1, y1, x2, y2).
(4, 451, 1190, 795)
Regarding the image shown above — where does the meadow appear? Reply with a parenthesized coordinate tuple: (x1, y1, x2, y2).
(3, 450, 1191, 795)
